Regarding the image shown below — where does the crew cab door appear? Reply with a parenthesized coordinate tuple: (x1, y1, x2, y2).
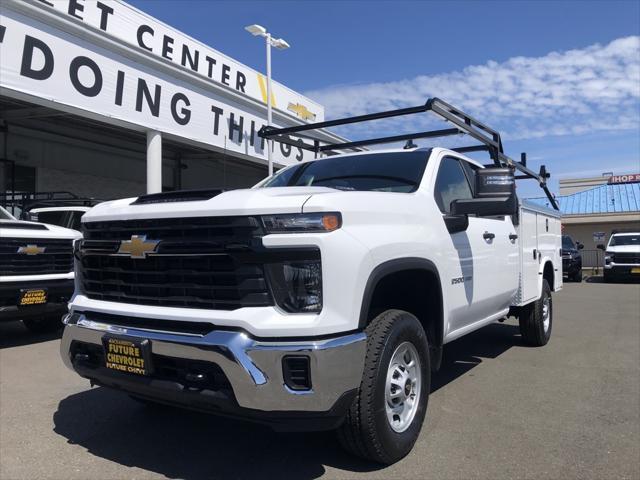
(434, 156, 518, 334)
(459, 160, 519, 315)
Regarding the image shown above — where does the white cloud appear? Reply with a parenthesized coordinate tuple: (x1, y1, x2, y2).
(305, 36, 640, 142)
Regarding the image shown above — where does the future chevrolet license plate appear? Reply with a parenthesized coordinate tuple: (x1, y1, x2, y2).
(18, 289, 47, 306)
(102, 336, 151, 376)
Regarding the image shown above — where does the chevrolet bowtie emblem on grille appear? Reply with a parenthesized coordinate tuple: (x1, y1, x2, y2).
(287, 102, 316, 121)
(17, 245, 46, 255)
(118, 235, 160, 259)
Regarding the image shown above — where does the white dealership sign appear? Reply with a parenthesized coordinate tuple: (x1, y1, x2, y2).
(0, 1, 325, 166)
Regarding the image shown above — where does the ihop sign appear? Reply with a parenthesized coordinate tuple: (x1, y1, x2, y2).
(608, 174, 640, 184)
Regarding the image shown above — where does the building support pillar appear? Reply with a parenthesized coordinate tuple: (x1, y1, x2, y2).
(146, 130, 162, 194)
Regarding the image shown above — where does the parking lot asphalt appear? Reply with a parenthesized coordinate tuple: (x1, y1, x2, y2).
(1, 277, 639, 480)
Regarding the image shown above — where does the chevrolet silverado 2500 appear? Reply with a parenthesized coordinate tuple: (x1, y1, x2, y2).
(60, 99, 562, 464)
(1, 205, 81, 332)
(599, 231, 640, 282)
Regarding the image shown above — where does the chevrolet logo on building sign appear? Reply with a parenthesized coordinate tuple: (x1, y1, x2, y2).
(17, 245, 46, 255)
(118, 235, 160, 259)
(287, 103, 316, 122)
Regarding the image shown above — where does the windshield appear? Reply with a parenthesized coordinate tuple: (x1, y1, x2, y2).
(562, 235, 575, 250)
(258, 152, 429, 192)
(609, 234, 640, 246)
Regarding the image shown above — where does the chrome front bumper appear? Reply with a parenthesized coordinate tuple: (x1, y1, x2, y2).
(60, 313, 366, 413)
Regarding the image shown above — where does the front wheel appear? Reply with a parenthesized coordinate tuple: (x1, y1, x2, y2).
(337, 309, 430, 464)
(519, 279, 552, 346)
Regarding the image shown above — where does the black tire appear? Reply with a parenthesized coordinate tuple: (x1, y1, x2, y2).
(570, 270, 582, 282)
(603, 270, 612, 283)
(519, 279, 552, 346)
(337, 309, 430, 465)
(22, 315, 64, 333)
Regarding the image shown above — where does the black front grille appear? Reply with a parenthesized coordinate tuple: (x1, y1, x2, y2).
(79, 216, 273, 310)
(0, 238, 73, 275)
(613, 252, 640, 264)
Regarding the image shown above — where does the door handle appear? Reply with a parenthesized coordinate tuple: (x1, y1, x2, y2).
(483, 231, 495, 240)
(509, 233, 518, 241)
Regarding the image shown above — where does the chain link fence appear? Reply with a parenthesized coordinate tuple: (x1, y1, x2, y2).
(581, 249, 603, 274)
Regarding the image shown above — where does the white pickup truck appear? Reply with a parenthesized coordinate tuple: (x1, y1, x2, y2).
(1, 206, 81, 332)
(599, 231, 640, 282)
(60, 99, 562, 464)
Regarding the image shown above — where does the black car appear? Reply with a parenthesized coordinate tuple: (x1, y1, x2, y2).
(562, 235, 583, 282)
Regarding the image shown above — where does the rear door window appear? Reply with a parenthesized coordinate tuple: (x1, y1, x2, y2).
(34, 211, 67, 227)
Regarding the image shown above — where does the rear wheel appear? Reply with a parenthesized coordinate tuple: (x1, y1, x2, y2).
(22, 314, 64, 333)
(337, 309, 430, 464)
(519, 279, 552, 346)
(570, 269, 582, 282)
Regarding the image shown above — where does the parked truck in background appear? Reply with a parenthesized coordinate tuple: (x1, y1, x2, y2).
(599, 231, 640, 282)
(59, 99, 562, 464)
(0, 205, 81, 332)
(562, 234, 583, 282)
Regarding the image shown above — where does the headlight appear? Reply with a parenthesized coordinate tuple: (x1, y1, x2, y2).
(605, 252, 613, 263)
(261, 213, 341, 233)
(266, 260, 322, 313)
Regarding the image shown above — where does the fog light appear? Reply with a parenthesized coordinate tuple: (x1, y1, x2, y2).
(283, 355, 311, 391)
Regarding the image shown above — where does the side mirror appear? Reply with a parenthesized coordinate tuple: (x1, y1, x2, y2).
(577, 242, 584, 250)
(451, 197, 517, 217)
(451, 167, 517, 217)
(596, 244, 605, 250)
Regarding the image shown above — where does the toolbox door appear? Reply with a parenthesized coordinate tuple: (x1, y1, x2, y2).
(520, 209, 539, 303)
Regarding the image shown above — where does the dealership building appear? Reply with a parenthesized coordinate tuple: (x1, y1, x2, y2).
(0, 0, 341, 210)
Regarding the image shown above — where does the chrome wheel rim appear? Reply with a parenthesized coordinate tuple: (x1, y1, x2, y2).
(542, 295, 551, 332)
(385, 341, 421, 433)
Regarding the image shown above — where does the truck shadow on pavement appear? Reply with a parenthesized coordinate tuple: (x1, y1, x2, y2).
(431, 323, 522, 392)
(52, 323, 524, 480)
(0, 322, 62, 349)
(53, 388, 377, 480)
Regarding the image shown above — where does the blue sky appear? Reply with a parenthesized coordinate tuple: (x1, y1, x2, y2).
(130, 0, 640, 197)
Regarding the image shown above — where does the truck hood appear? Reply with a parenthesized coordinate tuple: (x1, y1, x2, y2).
(83, 187, 338, 222)
(606, 245, 640, 253)
(0, 220, 81, 240)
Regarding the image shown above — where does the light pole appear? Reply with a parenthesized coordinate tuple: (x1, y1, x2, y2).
(245, 24, 290, 177)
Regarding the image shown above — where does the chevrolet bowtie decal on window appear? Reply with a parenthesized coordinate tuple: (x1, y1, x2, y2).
(17, 245, 46, 255)
(117, 235, 160, 259)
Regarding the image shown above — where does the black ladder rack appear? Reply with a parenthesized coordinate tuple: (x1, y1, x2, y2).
(259, 97, 559, 210)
